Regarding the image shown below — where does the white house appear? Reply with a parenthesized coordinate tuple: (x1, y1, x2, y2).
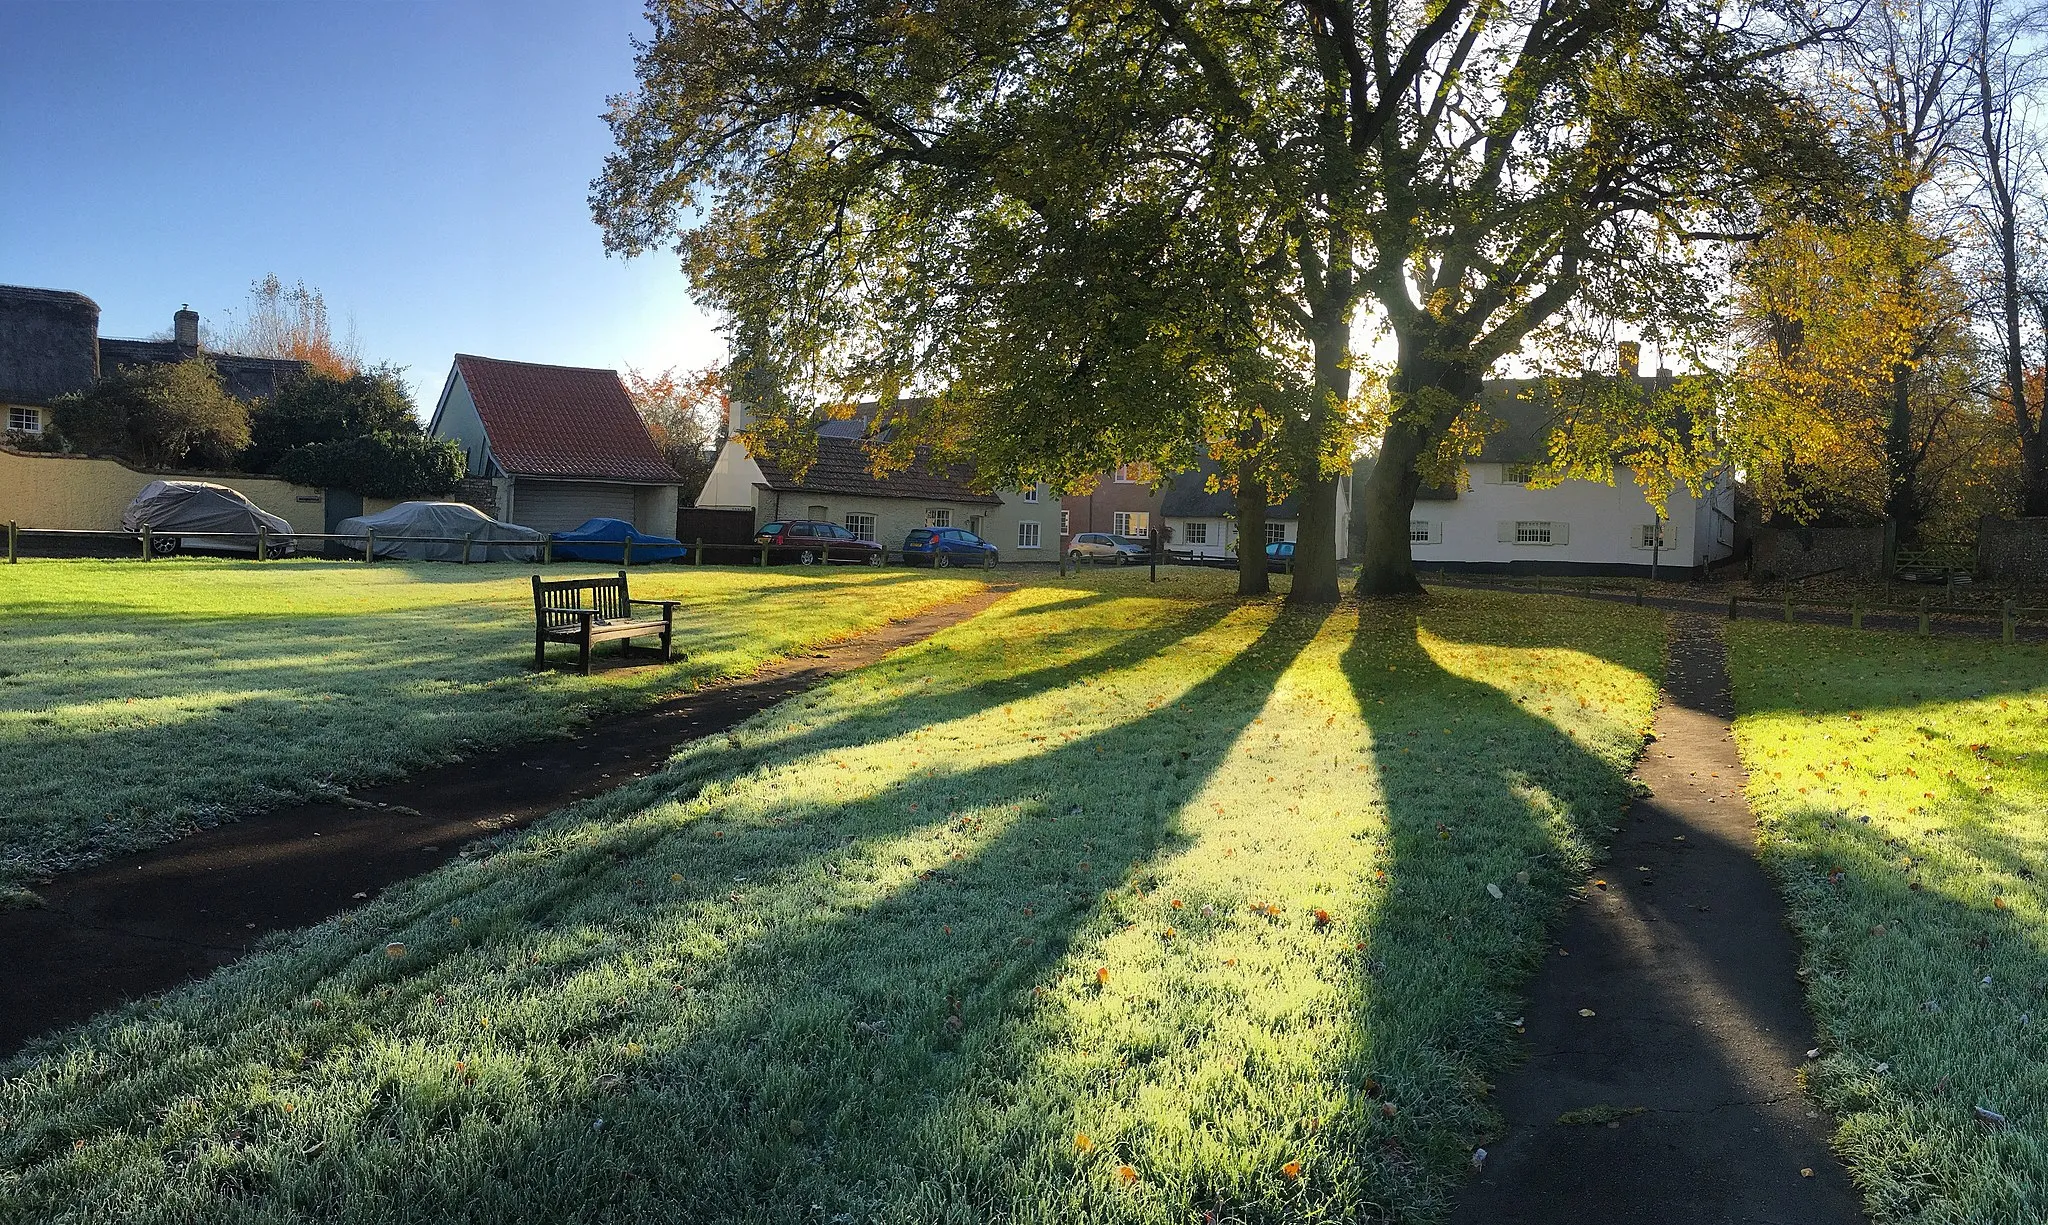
(697, 402, 1055, 556)
(1405, 373, 1736, 577)
(1158, 458, 1354, 562)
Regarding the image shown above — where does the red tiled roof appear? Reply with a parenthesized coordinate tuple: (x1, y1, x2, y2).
(752, 435, 1001, 505)
(454, 354, 680, 483)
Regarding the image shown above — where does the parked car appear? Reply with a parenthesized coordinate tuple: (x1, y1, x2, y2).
(120, 480, 295, 558)
(1067, 532, 1152, 565)
(551, 517, 688, 564)
(336, 501, 543, 562)
(754, 520, 885, 565)
(902, 526, 999, 568)
(1265, 540, 1297, 572)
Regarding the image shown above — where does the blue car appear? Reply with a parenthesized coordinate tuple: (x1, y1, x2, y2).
(550, 518, 688, 564)
(1264, 540, 1296, 572)
(902, 527, 999, 568)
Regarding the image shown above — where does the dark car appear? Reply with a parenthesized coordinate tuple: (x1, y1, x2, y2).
(1265, 540, 1297, 572)
(753, 520, 886, 566)
(902, 527, 999, 568)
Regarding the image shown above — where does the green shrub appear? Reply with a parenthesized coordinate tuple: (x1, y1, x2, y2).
(274, 431, 466, 499)
(47, 359, 248, 468)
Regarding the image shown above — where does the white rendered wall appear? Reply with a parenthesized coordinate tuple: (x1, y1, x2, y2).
(1407, 463, 1728, 569)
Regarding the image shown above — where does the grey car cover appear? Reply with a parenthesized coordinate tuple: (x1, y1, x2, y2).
(336, 501, 543, 562)
(120, 480, 295, 551)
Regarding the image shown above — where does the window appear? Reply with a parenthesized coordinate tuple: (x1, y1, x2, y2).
(1018, 521, 1041, 549)
(1112, 511, 1150, 536)
(926, 508, 951, 527)
(1410, 520, 1435, 543)
(1114, 465, 1138, 483)
(844, 513, 876, 542)
(1515, 521, 1553, 544)
(1264, 521, 1287, 545)
(1061, 510, 1071, 536)
(7, 406, 41, 434)
(1502, 463, 1537, 484)
(1184, 521, 1209, 545)
(1022, 487, 1039, 503)
(1638, 522, 1666, 549)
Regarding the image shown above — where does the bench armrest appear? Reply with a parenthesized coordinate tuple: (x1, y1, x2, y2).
(629, 598, 683, 610)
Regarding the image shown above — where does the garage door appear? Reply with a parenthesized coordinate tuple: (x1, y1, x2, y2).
(511, 481, 638, 534)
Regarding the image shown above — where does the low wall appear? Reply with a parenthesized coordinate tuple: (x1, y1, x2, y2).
(1978, 516, 2048, 582)
(0, 446, 325, 534)
(1752, 526, 1886, 582)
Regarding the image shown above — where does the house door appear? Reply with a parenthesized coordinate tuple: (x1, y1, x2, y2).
(324, 490, 363, 533)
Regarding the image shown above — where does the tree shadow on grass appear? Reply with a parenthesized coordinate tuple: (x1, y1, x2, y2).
(0, 596, 1326, 1223)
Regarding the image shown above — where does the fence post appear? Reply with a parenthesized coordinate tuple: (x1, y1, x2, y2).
(141, 524, 152, 561)
(1783, 594, 1793, 623)
(694, 537, 703, 567)
(1918, 596, 1930, 637)
(759, 544, 769, 567)
(1728, 593, 1738, 620)
(364, 527, 375, 564)
(623, 536, 634, 568)
(462, 532, 473, 565)
(1852, 599, 1864, 632)
(257, 524, 269, 561)
(5, 520, 15, 564)
(2003, 598, 2016, 646)
(1149, 529, 1158, 582)
(1635, 580, 1644, 607)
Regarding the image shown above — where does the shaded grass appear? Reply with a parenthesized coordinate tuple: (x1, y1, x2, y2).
(0, 580, 1661, 1223)
(1728, 623, 2048, 1223)
(0, 559, 981, 895)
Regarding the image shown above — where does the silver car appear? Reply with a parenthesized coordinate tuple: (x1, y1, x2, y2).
(1067, 532, 1151, 564)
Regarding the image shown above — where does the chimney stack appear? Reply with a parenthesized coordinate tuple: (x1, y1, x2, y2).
(173, 305, 199, 351)
(1617, 340, 1641, 377)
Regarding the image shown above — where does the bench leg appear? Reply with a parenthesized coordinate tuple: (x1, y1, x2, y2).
(579, 627, 593, 675)
(661, 608, 674, 661)
(534, 633, 547, 671)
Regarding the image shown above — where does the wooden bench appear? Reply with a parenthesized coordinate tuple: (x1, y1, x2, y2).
(532, 571, 682, 674)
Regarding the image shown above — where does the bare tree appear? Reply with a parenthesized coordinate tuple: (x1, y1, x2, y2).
(1973, 0, 2048, 514)
(212, 275, 362, 378)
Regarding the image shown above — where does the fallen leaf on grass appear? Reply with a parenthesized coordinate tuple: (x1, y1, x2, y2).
(384, 942, 406, 958)
(1486, 883, 1503, 899)
(1075, 1132, 1093, 1152)
(1117, 1165, 1138, 1186)
(1280, 1160, 1302, 1181)
(1578, 1008, 1597, 1017)
(1095, 967, 1110, 986)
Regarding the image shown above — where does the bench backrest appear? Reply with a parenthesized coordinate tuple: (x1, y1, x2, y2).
(533, 571, 632, 629)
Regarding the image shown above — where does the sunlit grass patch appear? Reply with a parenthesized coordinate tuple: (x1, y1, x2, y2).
(0, 559, 980, 894)
(1729, 624, 2048, 1223)
(0, 582, 1661, 1223)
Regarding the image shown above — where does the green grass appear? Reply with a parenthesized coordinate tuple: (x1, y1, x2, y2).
(1728, 624, 2048, 1223)
(0, 578, 1661, 1223)
(0, 559, 981, 897)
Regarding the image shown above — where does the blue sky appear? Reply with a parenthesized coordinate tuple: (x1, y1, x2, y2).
(0, 0, 722, 411)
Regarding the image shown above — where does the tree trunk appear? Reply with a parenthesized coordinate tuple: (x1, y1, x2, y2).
(1287, 471, 1341, 603)
(1355, 337, 1482, 598)
(1235, 455, 1270, 597)
(1883, 359, 1921, 546)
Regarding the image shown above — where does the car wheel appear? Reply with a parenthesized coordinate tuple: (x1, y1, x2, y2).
(866, 551, 883, 567)
(934, 551, 951, 569)
(1115, 552, 1129, 566)
(1068, 549, 1083, 562)
(799, 550, 818, 565)
(266, 542, 292, 560)
(983, 551, 996, 569)
(149, 535, 180, 557)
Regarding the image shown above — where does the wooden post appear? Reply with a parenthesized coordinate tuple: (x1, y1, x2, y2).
(1918, 596, 1930, 637)
(694, 537, 703, 566)
(1149, 529, 1158, 582)
(1852, 599, 1864, 632)
(759, 544, 769, 567)
(5, 520, 15, 564)
(141, 524, 152, 561)
(1728, 594, 1738, 620)
(1781, 593, 1792, 623)
(1635, 581, 1644, 607)
(462, 532, 474, 564)
(622, 535, 634, 568)
(2003, 598, 2016, 646)
(543, 535, 554, 565)
(257, 524, 269, 561)
(364, 527, 375, 563)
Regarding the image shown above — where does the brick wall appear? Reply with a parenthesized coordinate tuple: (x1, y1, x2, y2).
(1752, 526, 1886, 582)
(1978, 516, 2048, 582)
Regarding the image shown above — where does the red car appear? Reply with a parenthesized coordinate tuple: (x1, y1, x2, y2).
(753, 520, 887, 565)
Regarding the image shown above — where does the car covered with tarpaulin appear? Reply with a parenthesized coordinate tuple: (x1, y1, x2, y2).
(120, 480, 296, 557)
(548, 517, 688, 564)
(335, 501, 543, 562)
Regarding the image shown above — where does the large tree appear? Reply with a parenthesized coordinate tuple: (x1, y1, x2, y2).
(595, 0, 1828, 601)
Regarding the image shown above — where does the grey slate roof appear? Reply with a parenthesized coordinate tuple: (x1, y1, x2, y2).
(1158, 458, 1311, 520)
(752, 435, 1000, 505)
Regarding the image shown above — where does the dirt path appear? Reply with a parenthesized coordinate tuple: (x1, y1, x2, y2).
(1451, 614, 1864, 1225)
(0, 588, 1011, 1057)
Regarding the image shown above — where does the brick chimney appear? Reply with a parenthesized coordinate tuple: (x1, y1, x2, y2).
(173, 305, 199, 351)
(1618, 340, 1641, 377)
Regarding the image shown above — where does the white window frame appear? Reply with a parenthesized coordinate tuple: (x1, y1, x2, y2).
(6, 405, 42, 435)
(1264, 521, 1287, 545)
(1184, 521, 1209, 545)
(844, 512, 877, 543)
(1515, 520, 1553, 544)
(925, 508, 951, 528)
(1112, 511, 1149, 536)
(1061, 509, 1071, 536)
(1018, 521, 1041, 549)
(1114, 465, 1138, 483)
(1636, 522, 1666, 549)
(1501, 463, 1537, 485)
(1022, 487, 1039, 503)
(1409, 520, 1441, 544)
